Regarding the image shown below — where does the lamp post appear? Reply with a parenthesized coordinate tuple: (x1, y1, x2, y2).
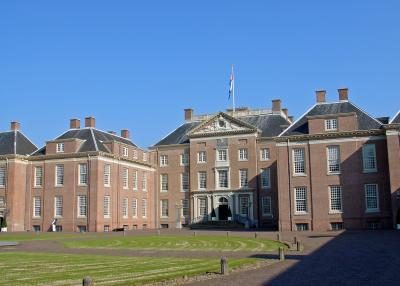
(175, 203, 183, 229)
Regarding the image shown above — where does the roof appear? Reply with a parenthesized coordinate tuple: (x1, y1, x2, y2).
(0, 131, 37, 156)
(280, 101, 382, 136)
(152, 113, 291, 146)
(390, 111, 400, 124)
(32, 128, 137, 156)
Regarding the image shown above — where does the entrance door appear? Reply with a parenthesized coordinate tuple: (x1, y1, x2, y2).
(218, 197, 229, 221)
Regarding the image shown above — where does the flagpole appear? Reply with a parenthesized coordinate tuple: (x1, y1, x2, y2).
(232, 64, 235, 113)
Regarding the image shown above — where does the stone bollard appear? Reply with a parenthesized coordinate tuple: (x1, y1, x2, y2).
(220, 257, 228, 275)
(279, 247, 285, 261)
(82, 277, 93, 286)
(277, 233, 281, 241)
(254, 232, 258, 239)
(296, 241, 301, 251)
(193, 231, 196, 237)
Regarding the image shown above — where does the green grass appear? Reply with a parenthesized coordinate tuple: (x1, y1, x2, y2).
(63, 235, 285, 252)
(0, 252, 257, 286)
(0, 232, 96, 241)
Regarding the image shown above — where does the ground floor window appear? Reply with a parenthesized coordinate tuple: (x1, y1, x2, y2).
(330, 222, 343, 231)
(123, 225, 129, 231)
(142, 224, 147, 230)
(104, 225, 110, 232)
(55, 225, 62, 232)
(239, 196, 249, 216)
(77, 225, 86, 232)
(160, 224, 169, 229)
(32, 225, 41, 232)
(296, 223, 309, 231)
(367, 221, 381, 230)
(262, 196, 272, 216)
(199, 197, 207, 217)
(132, 225, 138, 230)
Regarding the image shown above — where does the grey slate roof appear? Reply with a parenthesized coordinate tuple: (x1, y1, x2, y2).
(153, 114, 291, 146)
(391, 111, 400, 124)
(32, 128, 137, 156)
(280, 102, 382, 136)
(0, 131, 37, 156)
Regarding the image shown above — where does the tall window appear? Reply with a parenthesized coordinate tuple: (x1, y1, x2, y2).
(261, 148, 270, 161)
(54, 196, 63, 217)
(132, 170, 138, 190)
(79, 163, 88, 185)
(0, 196, 4, 206)
(55, 165, 64, 186)
(56, 143, 64, 153)
(123, 147, 128, 157)
(261, 168, 270, 188)
(181, 199, 189, 217)
(363, 144, 377, 172)
(160, 155, 168, 167)
(197, 151, 206, 163)
(0, 166, 5, 187)
(199, 197, 207, 217)
(365, 184, 379, 212)
(103, 196, 110, 218)
(239, 196, 249, 216)
(198, 171, 207, 190)
(160, 174, 168, 192)
(142, 199, 147, 218)
(132, 198, 137, 218)
(217, 149, 228, 161)
(218, 169, 228, 188)
(295, 187, 307, 214)
(239, 169, 248, 188)
(33, 197, 41, 217)
(181, 173, 189, 191)
(34, 166, 43, 187)
(325, 119, 338, 131)
(181, 154, 189, 166)
(329, 186, 342, 212)
(122, 168, 129, 189)
(238, 148, 248, 161)
(327, 146, 340, 174)
(77, 195, 87, 217)
(104, 164, 111, 187)
(262, 196, 272, 216)
(142, 172, 147, 191)
(293, 149, 306, 175)
(160, 199, 169, 217)
(122, 198, 128, 218)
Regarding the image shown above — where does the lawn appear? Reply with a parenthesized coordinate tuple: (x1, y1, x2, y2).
(0, 252, 257, 286)
(0, 232, 96, 241)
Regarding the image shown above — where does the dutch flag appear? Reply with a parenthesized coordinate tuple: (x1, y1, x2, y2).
(228, 65, 234, 99)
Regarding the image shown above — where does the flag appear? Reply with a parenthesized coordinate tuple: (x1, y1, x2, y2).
(229, 65, 234, 99)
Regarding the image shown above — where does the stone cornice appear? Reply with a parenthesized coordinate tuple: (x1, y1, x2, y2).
(275, 129, 384, 142)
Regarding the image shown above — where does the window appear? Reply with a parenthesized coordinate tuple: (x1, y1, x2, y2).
(77, 225, 87, 232)
(56, 143, 64, 153)
(77, 195, 87, 217)
(217, 169, 228, 188)
(142, 172, 147, 191)
(239, 196, 249, 216)
(325, 119, 338, 131)
(132, 170, 138, 190)
(296, 223, 309, 231)
(54, 196, 63, 217)
(239, 169, 248, 188)
(143, 152, 147, 162)
(122, 168, 129, 189)
(104, 225, 110, 232)
(0, 166, 5, 187)
(160, 199, 169, 218)
(327, 146, 340, 174)
(181, 153, 189, 166)
(104, 164, 111, 187)
(260, 148, 270, 161)
(238, 148, 248, 161)
(122, 198, 128, 218)
(55, 165, 64, 186)
(181, 173, 189, 191)
(363, 144, 377, 172)
(199, 197, 207, 217)
(331, 222, 343, 231)
(33, 197, 41, 217)
(123, 147, 128, 157)
(262, 196, 272, 216)
(132, 198, 137, 217)
(181, 199, 189, 217)
(217, 149, 228, 161)
(0, 196, 4, 206)
(55, 225, 62, 232)
(103, 196, 110, 218)
(367, 221, 381, 230)
(261, 168, 270, 188)
(198, 172, 207, 190)
(34, 166, 43, 187)
(365, 184, 379, 212)
(160, 174, 168, 192)
(293, 149, 306, 175)
(79, 163, 88, 185)
(33, 225, 41, 232)
(132, 149, 138, 159)
(197, 151, 206, 163)
(329, 186, 342, 213)
(295, 187, 307, 214)
(141, 199, 147, 218)
(160, 155, 168, 167)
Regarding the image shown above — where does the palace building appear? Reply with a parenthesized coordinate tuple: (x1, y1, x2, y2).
(0, 88, 400, 232)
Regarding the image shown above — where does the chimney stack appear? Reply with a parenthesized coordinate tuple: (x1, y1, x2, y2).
(10, 121, 20, 131)
(184, 108, 193, 121)
(338, 88, 349, 101)
(282, 108, 289, 119)
(108, 131, 116, 135)
(85, 117, 96, 128)
(121, 129, 130, 139)
(70, 118, 80, 129)
(316, 90, 326, 103)
(288, 116, 294, 123)
(272, 99, 281, 112)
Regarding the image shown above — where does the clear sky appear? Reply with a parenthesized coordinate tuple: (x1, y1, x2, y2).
(1, 1, 399, 148)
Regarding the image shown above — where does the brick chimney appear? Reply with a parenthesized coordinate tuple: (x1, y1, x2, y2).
(184, 108, 193, 121)
(121, 129, 130, 139)
(288, 116, 294, 123)
(70, 118, 80, 129)
(108, 131, 116, 135)
(85, 117, 96, 128)
(316, 90, 326, 103)
(338, 88, 349, 101)
(282, 108, 289, 119)
(10, 121, 20, 131)
(272, 99, 281, 112)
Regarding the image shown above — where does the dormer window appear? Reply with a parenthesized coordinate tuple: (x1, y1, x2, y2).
(325, 119, 338, 131)
(123, 147, 128, 157)
(56, 143, 64, 153)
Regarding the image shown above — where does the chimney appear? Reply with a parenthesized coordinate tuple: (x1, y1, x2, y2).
(316, 90, 326, 103)
(288, 116, 294, 123)
(10, 121, 20, 131)
(70, 118, 80, 129)
(108, 131, 116, 135)
(184, 108, 193, 121)
(85, 116, 96, 128)
(282, 108, 289, 119)
(272, 99, 281, 112)
(338, 88, 349, 101)
(121, 129, 130, 139)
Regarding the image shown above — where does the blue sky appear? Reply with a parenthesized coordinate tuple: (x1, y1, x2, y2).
(1, 1, 399, 148)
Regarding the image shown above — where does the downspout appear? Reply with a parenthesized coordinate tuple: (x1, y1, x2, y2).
(72, 161, 76, 232)
(307, 141, 314, 231)
(286, 139, 293, 231)
(5, 157, 9, 231)
(87, 154, 91, 232)
(255, 137, 260, 228)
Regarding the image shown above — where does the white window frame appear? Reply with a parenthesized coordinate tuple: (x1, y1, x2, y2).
(132, 149, 138, 159)
(33, 196, 41, 218)
(142, 172, 147, 191)
(261, 168, 271, 189)
(327, 146, 341, 174)
(0, 166, 5, 187)
(197, 151, 206, 163)
(325, 118, 338, 131)
(180, 153, 189, 166)
(294, 187, 308, 214)
(239, 196, 249, 216)
(181, 199, 189, 217)
(160, 155, 168, 167)
(238, 148, 248, 161)
(34, 166, 43, 187)
(142, 199, 147, 218)
(293, 148, 306, 175)
(365, 184, 379, 213)
(217, 149, 228, 162)
(262, 196, 272, 216)
(329, 186, 342, 213)
(198, 197, 207, 217)
(260, 148, 270, 161)
(55, 165, 64, 187)
(362, 144, 377, 173)
(160, 199, 169, 218)
(181, 172, 189, 192)
(132, 198, 137, 218)
(217, 169, 229, 189)
(78, 163, 88, 186)
(198, 171, 207, 190)
(54, 196, 63, 218)
(104, 164, 111, 187)
(122, 198, 128, 218)
(143, 152, 147, 162)
(122, 168, 129, 189)
(239, 169, 248, 188)
(160, 174, 168, 192)
(123, 147, 129, 157)
(56, 143, 65, 153)
(77, 195, 87, 218)
(103, 196, 110, 218)
(132, 170, 138, 190)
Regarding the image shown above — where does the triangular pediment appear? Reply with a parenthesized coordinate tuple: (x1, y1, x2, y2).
(188, 112, 259, 138)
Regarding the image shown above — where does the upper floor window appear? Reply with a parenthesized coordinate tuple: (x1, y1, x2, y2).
(261, 168, 271, 189)
(143, 152, 147, 162)
(55, 165, 64, 186)
(0, 166, 5, 187)
(142, 172, 147, 191)
(294, 187, 308, 214)
(198, 171, 207, 190)
(181, 153, 189, 166)
(132, 149, 138, 159)
(34, 166, 43, 187)
(293, 148, 306, 175)
(260, 148, 270, 161)
(181, 172, 189, 191)
(327, 146, 340, 174)
(197, 151, 207, 163)
(365, 184, 379, 212)
(217, 149, 228, 161)
(362, 144, 377, 172)
(160, 155, 168, 167)
(122, 168, 129, 189)
(325, 119, 338, 131)
(239, 169, 248, 188)
(160, 174, 168, 192)
(238, 148, 248, 161)
(104, 164, 111, 187)
(123, 147, 129, 157)
(78, 163, 88, 185)
(132, 170, 138, 190)
(217, 169, 229, 188)
(56, 143, 65, 153)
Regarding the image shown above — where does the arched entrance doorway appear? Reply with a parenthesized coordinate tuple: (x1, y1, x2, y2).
(218, 197, 229, 221)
